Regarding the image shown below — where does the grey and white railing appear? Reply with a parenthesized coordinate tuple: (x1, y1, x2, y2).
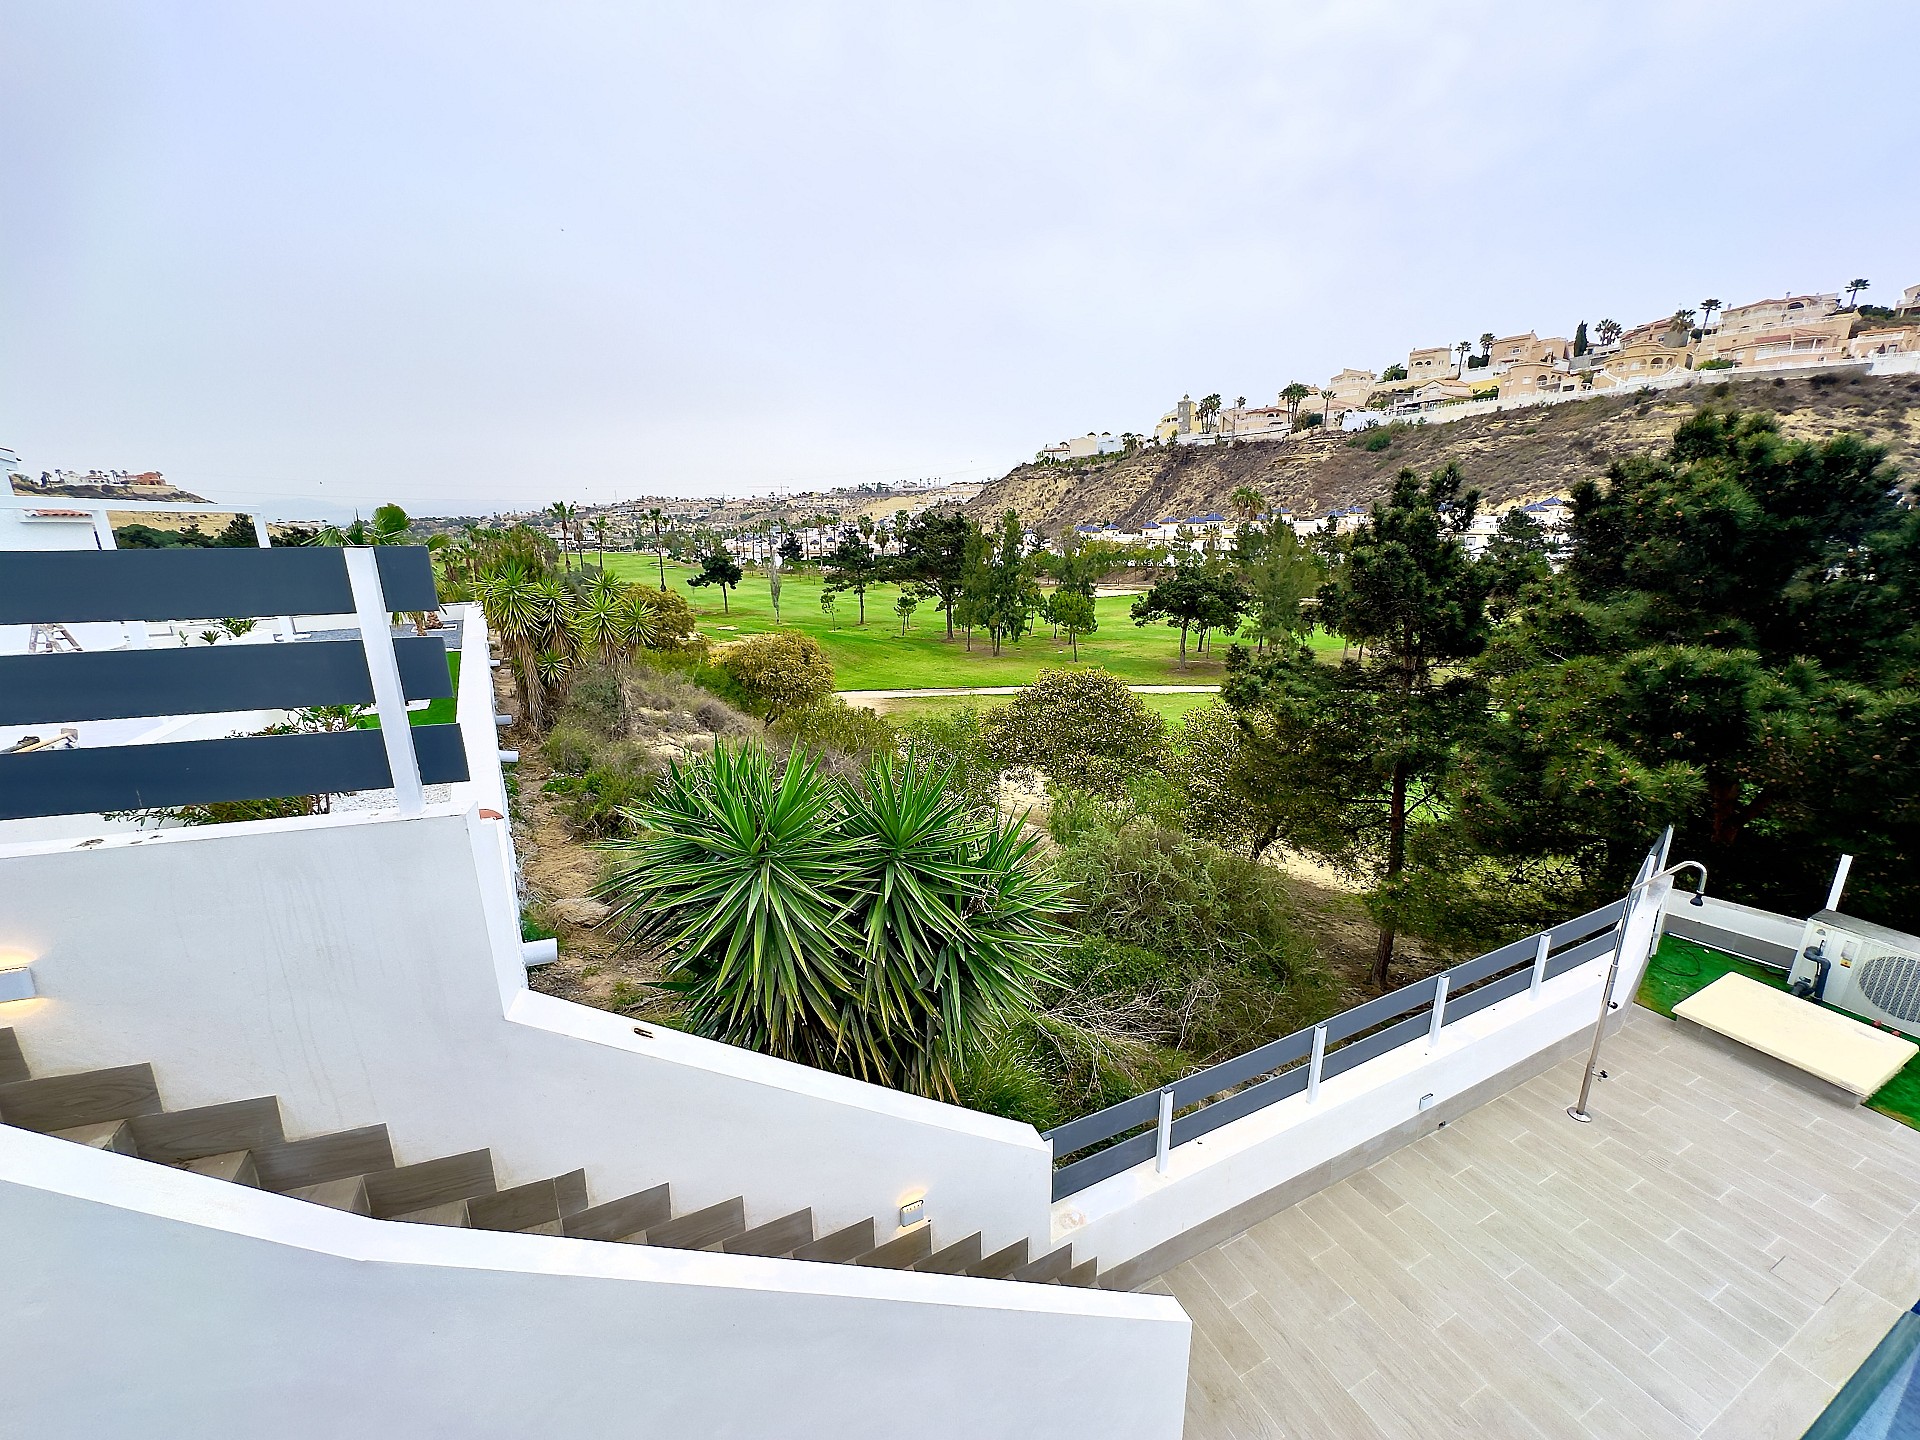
(1042, 892, 1634, 1201)
(0, 546, 466, 821)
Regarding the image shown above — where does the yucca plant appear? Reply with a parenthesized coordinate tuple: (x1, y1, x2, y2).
(570, 573, 634, 670)
(601, 747, 862, 1068)
(836, 758, 1064, 1096)
(600, 748, 1067, 1098)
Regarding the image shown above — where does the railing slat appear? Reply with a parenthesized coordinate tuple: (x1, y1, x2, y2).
(1171, 1064, 1311, 1147)
(1169, 1027, 1314, 1108)
(0, 546, 439, 624)
(1324, 972, 1441, 1045)
(1049, 1129, 1157, 1201)
(0, 637, 453, 726)
(0, 723, 469, 821)
(1042, 1091, 1160, 1159)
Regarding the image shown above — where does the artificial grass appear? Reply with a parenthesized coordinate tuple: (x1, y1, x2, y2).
(598, 554, 1343, 692)
(355, 650, 460, 728)
(1638, 934, 1920, 1131)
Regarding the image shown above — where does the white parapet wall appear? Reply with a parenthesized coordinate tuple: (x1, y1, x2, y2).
(0, 801, 1057, 1254)
(0, 1125, 1189, 1439)
(1061, 878, 1670, 1282)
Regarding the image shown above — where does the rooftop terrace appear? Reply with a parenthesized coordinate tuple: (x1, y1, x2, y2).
(1168, 1006, 1920, 1439)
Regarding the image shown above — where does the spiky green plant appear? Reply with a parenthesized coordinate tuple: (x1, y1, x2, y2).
(602, 747, 861, 1068)
(600, 748, 1067, 1097)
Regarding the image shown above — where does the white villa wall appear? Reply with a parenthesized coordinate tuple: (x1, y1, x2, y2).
(1056, 880, 1670, 1277)
(0, 805, 1058, 1253)
(0, 1125, 1189, 1439)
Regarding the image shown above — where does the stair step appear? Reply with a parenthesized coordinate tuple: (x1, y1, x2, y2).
(792, 1217, 875, 1265)
(645, 1197, 746, 1251)
(914, 1233, 983, 1275)
(363, 1150, 496, 1220)
(50, 1119, 140, 1154)
(255, 1125, 395, 1193)
(1012, 1246, 1075, 1284)
(391, 1199, 472, 1227)
(564, 1184, 672, 1243)
(183, 1150, 260, 1187)
(467, 1170, 589, 1233)
(0, 1028, 27, 1085)
(856, 1223, 934, 1269)
(969, 1239, 1030, 1279)
(1063, 1258, 1100, 1288)
(0, 1062, 161, 1134)
(287, 1176, 371, 1214)
(724, 1208, 814, 1258)
(130, 1097, 283, 1163)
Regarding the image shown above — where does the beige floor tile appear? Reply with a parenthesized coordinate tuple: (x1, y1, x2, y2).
(1787, 1279, 1904, 1388)
(1697, 1353, 1835, 1440)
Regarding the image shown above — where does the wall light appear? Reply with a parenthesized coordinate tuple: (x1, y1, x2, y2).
(0, 967, 36, 1003)
(898, 1197, 926, 1228)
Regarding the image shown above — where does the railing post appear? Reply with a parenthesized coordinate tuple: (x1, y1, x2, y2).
(1529, 932, 1551, 999)
(1306, 1024, 1327, 1103)
(344, 547, 424, 817)
(1427, 975, 1449, 1049)
(1154, 1088, 1174, 1174)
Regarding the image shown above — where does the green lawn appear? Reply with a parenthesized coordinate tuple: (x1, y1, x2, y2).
(1638, 934, 1919, 1131)
(356, 650, 461, 728)
(600, 554, 1340, 692)
(876, 690, 1221, 726)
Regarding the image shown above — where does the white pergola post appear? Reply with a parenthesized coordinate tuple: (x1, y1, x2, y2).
(344, 547, 424, 817)
(253, 514, 297, 641)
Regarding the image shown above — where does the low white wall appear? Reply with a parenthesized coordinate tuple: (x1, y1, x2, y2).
(1057, 880, 1668, 1275)
(1663, 891, 1804, 968)
(0, 805, 1057, 1253)
(0, 1126, 1188, 1439)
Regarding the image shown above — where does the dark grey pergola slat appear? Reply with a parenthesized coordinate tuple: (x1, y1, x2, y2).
(0, 637, 454, 726)
(0, 724, 469, 821)
(0, 546, 439, 624)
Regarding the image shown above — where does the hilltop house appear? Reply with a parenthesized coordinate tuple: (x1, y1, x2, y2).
(1406, 344, 1457, 380)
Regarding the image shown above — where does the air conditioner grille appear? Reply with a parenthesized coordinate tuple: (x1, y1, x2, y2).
(1857, 952, 1920, 1024)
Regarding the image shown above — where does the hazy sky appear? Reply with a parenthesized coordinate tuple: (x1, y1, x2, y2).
(5, 3, 1917, 520)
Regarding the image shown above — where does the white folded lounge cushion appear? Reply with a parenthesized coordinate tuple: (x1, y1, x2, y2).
(1675, 972, 1917, 1097)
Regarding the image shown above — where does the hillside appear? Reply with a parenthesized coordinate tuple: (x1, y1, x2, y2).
(969, 372, 1920, 532)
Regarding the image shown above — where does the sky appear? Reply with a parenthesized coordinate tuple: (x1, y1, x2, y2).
(4, 2, 1918, 522)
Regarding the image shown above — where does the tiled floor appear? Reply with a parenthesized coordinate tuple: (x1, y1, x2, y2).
(1164, 1007, 1920, 1439)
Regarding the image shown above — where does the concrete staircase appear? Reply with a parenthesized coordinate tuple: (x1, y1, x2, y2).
(0, 1028, 1096, 1286)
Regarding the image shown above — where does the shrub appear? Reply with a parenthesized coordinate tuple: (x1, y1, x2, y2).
(770, 699, 898, 767)
(542, 723, 600, 776)
(1362, 427, 1393, 452)
(897, 702, 1000, 815)
(986, 668, 1166, 795)
(557, 668, 624, 736)
(545, 761, 657, 837)
(714, 632, 835, 720)
(1696, 357, 1735, 371)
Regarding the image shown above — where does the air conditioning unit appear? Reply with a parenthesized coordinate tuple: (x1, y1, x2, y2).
(1788, 910, 1920, 1040)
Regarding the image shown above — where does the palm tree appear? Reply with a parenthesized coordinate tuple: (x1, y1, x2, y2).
(569, 572, 632, 670)
(1478, 332, 1495, 358)
(1229, 485, 1264, 525)
(1280, 382, 1312, 429)
(1456, 341, 1471, 372)
(476, 560, 561, 729)
(1595, 318, 1622, 346)
(591, 515, 610, 565)
(1845, 278, 1870, 310)
(547, 502, 577, 570)
(647, 507, 666, 590)
(1319, 387, 1335, 429)
(1699, 298, 1722, 330)
(1197, 393, 1222, 433)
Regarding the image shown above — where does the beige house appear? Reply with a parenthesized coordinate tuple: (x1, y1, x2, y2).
(1701, 312, 1854, 370)
(1712, 293, 1841, 342)
(1485, 333, 1571, 372)
(1498, 361, 1585, 402)
(1849, 325, 1920, 359)
(1407, 345, 1457, 381)
(1154, 395, 1197, 444)
(1325, 368, 1377, 414)
(1401, 377, 1474, 409)
(1592, 338, 1692, 388)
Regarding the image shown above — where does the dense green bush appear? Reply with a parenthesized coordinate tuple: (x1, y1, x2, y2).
(770, 699, 898, 769)
(542, 724, 601, 776)
(544, 759, 657, 837)
(896, 702, 1000, 814)
(986, 668, 1166, 795)
(716, 631, 836, 720)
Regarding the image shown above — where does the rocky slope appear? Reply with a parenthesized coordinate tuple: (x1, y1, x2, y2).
(968, 372, 1920, 533)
